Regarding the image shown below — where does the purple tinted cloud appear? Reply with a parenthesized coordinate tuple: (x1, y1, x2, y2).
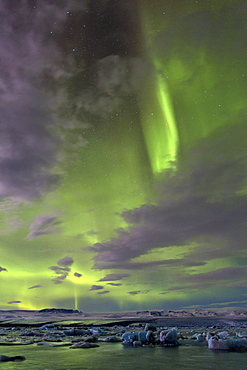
(7, 301, 21, 304)
(95, 259, 206, 271)
(97, 290, 110, 295)
(48, 256, 74, 284)
(226, 281, 247, 288)
(74, 272, 82, 278)
(49, 265, 70, 284)
(87, 123, 247, 271)
(0, 266, 7, 272)
(49, 266, 70, 272)
(28, 285, 42, 290)
(107, 283, 122, 286)
(127, 290, 149, 295)
(167, 283, 212, 291)
(90, 285, 104, 291)
(0, 1, 90, 201)
(26, 215, 60, 240)
(57, 256, 74, 267)
(182, 267, 247, 284)
(98, 273, 130, 282)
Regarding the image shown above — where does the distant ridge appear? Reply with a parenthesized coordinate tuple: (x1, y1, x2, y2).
(38, 308, 82, 314)
(0, 308, 246, 318)
(135, 309, 247, 317)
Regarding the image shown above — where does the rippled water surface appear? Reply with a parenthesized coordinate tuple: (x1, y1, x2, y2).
(1, 343, 247, 370)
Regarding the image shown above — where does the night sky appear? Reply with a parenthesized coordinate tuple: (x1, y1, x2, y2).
(0, 0, 246, 313)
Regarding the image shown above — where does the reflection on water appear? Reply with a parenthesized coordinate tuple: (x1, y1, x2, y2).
(1, 343, 247, 370)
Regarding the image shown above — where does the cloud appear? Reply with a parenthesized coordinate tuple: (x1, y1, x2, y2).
(181, 267, 247, 284)
(57, 256, 74, 267)
(97, 290, 110, 295)
(95, 259, 206, 271)
(0, 266, 7, 272)
(166, 283, 212, 292)
(207, 300, 247, 307)
(70, 55, 148, 119)
(226, 281, 247, 288)
(7, 301, 21, 304)
(107, 283, 122, 286)
(127, 290, 149, 295)
(48, 256, 74, 284)
(0, 2, 59, 201)
(26, 215, 60, 240)
(88, 122, 247, 271)
(90, 285, 104, 291)
(0, 0, 147, 204)
(98, 273, 130, 282)
(0, 1, 91, 202)
(28, 285, 42, 290)
(49, 265, 70, 284)
(74, 272, 82, 278)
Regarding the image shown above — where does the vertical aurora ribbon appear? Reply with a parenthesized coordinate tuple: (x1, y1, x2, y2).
(139, 2, 179, 174)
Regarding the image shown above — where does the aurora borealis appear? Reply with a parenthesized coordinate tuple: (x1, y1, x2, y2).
(0, 0, 246, 313)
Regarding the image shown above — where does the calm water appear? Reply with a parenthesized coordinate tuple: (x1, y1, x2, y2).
(1, 343, 247, 370)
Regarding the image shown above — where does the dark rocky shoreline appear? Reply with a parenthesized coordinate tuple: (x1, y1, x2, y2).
(0, 311, 247, 363)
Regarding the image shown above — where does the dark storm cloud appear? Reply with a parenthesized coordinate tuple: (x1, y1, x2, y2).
(89, 122, 247, 269)
(26, 215, 60, 240)
(0, 266, 7, 272)
(98, 273, 130, 282)
(28, 285, 42, 290)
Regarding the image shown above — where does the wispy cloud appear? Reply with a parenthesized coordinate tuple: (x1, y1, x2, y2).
(127, 290, 149, 295)
(98, 273, 130, 282)
(181, 267, 247, 284)
(107, 283, 122, 286)
(90, 285, 104, 291)
(26, 215, 61, 240)
(7, 300, 21, 304)
(28, 285, 42, 290)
